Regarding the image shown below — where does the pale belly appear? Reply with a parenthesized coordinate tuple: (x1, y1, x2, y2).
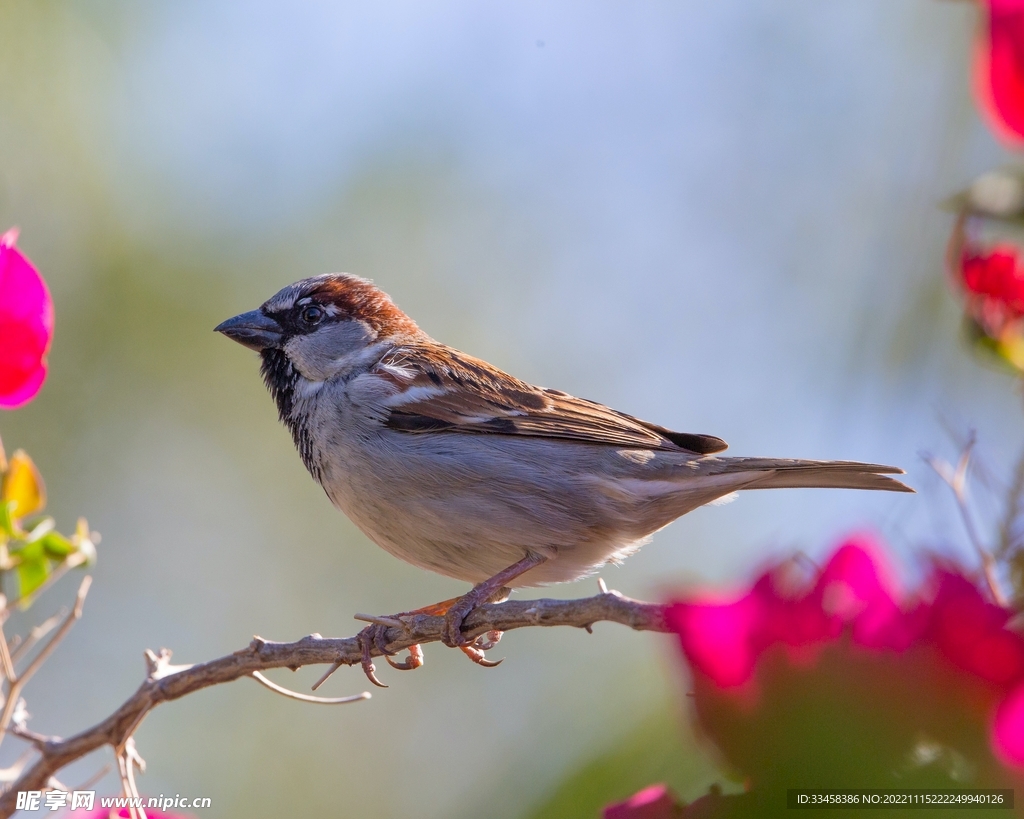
(316, 429, 665, 587)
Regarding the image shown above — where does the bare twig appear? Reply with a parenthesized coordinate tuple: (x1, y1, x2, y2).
(0, 625, 16, 685)
(0, 750, 32, 784)
(116, 737, 146, 819)
(19, 578, 90, 689)
(998, 444, 1024, 561)
(924, 443, 1008, 605)
(0, 577, 91, 753)
(12, 610, 69, 666)
(0, 590, 668, 817)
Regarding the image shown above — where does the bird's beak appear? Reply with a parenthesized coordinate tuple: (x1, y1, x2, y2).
(214, 310, 283, 352)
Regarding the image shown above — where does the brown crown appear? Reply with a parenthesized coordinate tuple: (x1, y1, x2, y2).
(309, 275, 426, 340)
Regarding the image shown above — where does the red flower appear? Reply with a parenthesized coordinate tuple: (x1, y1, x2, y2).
(948, 220, 1024, 371)
(0, 229, 53, 408)
(973, 0, 1024, 145)
(960, 243, 1024, 318)
(667, 538, 1024, 777)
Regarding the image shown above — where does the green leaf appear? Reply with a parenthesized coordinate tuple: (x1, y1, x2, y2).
(39, 530, 73, 558)
(0, 501, 13, 538)
(15, 552, 50, 601)
(9, 538, 43, 558)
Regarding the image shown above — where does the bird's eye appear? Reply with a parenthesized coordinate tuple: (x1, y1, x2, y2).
(299, 304, 325, 325)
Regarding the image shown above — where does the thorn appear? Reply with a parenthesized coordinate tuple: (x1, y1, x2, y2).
(353, 613, 405, 629)
(310, 661, 342, 692)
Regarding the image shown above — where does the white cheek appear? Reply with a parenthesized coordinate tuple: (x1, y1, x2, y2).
(283, 320, 379, 381)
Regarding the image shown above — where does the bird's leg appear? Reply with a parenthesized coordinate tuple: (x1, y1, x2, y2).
(356, 596, 473, 687)
(441, 552, 549, 649)
(357, 554, 547, 686)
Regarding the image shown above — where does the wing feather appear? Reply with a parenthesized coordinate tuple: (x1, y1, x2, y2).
(374, 344, 728, 454)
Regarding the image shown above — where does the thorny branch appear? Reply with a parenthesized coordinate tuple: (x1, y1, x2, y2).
(0, 589, 669, 818)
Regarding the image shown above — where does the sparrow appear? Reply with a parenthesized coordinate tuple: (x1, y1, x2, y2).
(215, 273, 912, 684)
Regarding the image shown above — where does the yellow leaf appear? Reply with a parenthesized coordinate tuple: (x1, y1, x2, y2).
(997, 332, 1024, 373)
(1, 450, 46, 520)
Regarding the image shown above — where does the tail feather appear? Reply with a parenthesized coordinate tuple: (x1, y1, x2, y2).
(705, 458, 914, 494)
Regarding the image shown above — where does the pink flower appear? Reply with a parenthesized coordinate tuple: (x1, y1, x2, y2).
(993, 682, 1024, 767)
(665, 591, 761, 688)
(929, 571, 1024, 685)
(604, 784, 680, 819)
(0, 229, 53, 408)
(973, 0, 1024, 145)
(667, 537, 1024, 775)
(666, 536, 907, 690)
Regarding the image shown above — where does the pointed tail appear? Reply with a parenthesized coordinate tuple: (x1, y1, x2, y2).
(705, 457, 913, 493)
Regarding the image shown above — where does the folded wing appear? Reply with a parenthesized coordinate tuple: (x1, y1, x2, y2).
(374, 344, 729, 455)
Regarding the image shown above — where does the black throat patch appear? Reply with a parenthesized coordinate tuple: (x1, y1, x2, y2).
(260, 348, 322, 482)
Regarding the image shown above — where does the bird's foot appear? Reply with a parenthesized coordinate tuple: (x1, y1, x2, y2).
(354, 570, 535, 686)
(440, 588, 508, 652)
(356, 624, 394, 688)
(355, 614, 424, 688)
(438, 593, 505, 666)
(441, 551, 547, 651)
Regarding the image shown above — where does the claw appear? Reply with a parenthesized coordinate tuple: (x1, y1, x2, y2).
(363, 663, 388, 688)
(459, 644, 504, 667)
(358, 627, 389, 689)
(385, 643, 424, 671)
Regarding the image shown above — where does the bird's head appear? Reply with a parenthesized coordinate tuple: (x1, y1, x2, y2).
(215, 273, 425, 417)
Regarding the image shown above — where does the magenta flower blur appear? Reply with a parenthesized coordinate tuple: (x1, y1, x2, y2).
(603, 784, 680, 819)
(666, 537, 1024, 780)
(0, 229, 53, 408)
(973, 0, 1024, 146)
(666, 538, 910, 690)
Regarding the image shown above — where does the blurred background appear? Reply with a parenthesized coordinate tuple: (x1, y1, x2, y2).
(0, 1, 1019, 817)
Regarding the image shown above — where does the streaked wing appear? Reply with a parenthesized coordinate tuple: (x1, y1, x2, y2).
(373, 344, 728, 455)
